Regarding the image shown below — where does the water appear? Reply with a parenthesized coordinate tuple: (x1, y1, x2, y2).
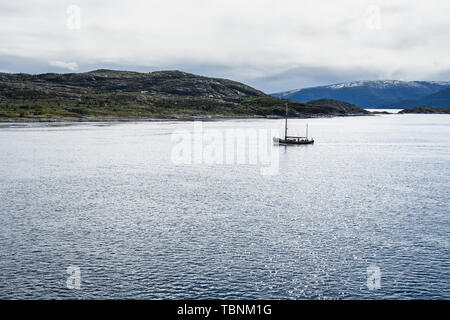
(0, 114, 449, 299)
(365, 109, 403, 113)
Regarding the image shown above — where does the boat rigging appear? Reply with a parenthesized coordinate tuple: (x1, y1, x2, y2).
(273, 103, 314, 145)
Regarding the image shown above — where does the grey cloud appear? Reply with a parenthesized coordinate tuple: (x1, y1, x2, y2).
(0, 0, 449, 92)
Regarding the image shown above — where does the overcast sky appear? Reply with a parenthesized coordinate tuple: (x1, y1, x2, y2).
(0, 0, 449, 92)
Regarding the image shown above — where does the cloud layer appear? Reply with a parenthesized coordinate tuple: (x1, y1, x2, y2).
(1, 0, 449, 92)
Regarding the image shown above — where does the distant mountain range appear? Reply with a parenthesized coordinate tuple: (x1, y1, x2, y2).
(271, 80, 450, 108)
(386, 88, 450, 108)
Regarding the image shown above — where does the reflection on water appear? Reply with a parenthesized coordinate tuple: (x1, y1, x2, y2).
(365, 109, 403, 113)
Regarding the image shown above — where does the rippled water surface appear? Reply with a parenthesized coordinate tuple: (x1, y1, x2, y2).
(0, 114, 449, 299)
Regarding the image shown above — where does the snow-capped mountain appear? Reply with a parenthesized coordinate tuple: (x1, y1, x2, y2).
(271, 80, 450, 108)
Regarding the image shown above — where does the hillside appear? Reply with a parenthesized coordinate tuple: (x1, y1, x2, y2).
(0, 70, 369, 120)
(307, 99, 369, 114)
(387, 88, 450, 108)
(399, 107, 450, 114)
(271, 80, 450, 108)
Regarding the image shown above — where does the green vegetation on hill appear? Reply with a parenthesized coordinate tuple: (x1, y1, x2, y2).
(307, 99, 369, 114)
(0, 69, 369, 120)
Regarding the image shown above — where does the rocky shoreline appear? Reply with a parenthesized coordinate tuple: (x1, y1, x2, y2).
(0, 112, 372, 123)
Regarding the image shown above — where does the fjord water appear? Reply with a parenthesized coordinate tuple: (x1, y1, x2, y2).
(0, 114, 449, 299)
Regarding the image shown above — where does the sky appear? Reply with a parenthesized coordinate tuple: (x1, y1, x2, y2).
(0, 0, 449, 93)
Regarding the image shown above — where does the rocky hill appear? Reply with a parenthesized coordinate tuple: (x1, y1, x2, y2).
(307, 99, 369, 114)
(399, 107, 450, 114)
(0, 69, 369, 120)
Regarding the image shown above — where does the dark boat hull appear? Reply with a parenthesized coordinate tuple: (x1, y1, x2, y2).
(273, 138, 314, 145)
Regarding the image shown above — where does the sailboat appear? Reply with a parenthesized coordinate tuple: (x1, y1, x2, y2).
(273, 103, 314, 145)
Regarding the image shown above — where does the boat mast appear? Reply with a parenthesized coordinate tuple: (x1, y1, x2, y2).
(285, 102, 288, 140)
(306, 123, 308, 139)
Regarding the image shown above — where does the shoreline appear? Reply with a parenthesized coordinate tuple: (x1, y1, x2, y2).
(0, 113, 372, 123)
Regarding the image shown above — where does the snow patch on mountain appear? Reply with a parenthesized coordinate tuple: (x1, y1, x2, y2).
(326, 80, 450, 90)
(277, 80, 450, 94)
